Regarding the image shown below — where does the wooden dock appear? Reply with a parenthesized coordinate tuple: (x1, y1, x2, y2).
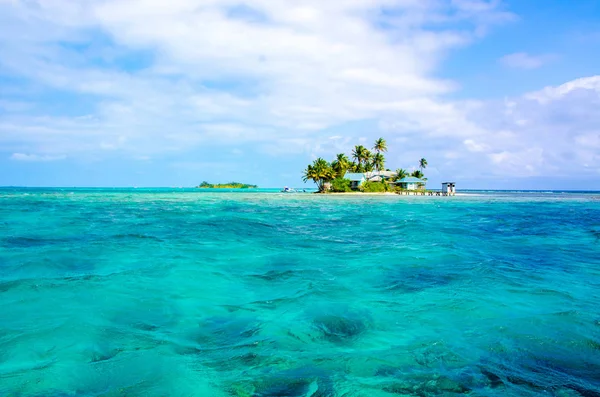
(396, 191, 455, 196)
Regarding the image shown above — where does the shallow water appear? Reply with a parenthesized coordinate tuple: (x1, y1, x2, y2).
(1, 188, 599, 396)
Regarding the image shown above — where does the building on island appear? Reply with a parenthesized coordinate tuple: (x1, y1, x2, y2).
(344, 171, 399, 188)
(342, 171, 454, 195)
(395, 177, 426, 190)
(344, 172, 367, 189)
(364, 171, 396, 182)
(343, 171, 426, 191)
(442, 182, 456, 196)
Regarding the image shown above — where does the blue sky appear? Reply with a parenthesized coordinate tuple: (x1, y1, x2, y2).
(1, 0, 599, 189)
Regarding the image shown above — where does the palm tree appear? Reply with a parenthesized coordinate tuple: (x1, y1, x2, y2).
(351, 145, 360, 165)
(332, 153, 350, 177)
(373, 138, 387, 153)
(352, 145, 368, 166)
(394, 168, 408, 181)
(372, 153, 385, 171)
(363, 149, 372, 168)
(419, 158, 428, 172)
(336, 153, 350, 167)
(331, 160, 340, 177)
(303, 158, 334, 192)
(411, 170, 425, 180)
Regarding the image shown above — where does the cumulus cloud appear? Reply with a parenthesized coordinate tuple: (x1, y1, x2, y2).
(0, 1, 598, 185)
(0, 0, 512, 152)
(525, 76, 600, 103)
(463, 77, 600, 177)
(372, 73, 600, 183)
(500, 52, 556, 69)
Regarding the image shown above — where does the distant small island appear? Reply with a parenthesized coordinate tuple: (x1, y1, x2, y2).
(197, 181, 258, 189)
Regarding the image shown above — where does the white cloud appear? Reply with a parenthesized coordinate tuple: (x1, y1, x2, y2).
(464, 139, 489, 152)
(0, 1, 598, 185)
(525, 76, 600, 103)
(10, 153, 66, 162)
(463, 76, 600, 177)
(0, 0, 513, 156)
(378, 73, 600, 180)
(500, 52, 556, 70)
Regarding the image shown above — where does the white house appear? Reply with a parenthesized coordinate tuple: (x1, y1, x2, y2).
(396, 177, 426, 190)
(364, 171, 396, 182)
(344, 172, 367, 189)
(442, 182, 456, 196)
(344, 171, 397, 189)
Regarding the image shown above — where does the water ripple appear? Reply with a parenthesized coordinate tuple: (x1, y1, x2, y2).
(0, 189, 599, 396)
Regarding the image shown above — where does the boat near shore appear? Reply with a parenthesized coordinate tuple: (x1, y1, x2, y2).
(281, 187, 309, 193)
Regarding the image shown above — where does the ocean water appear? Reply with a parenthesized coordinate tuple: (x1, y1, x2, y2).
(1, 188, 599, 396)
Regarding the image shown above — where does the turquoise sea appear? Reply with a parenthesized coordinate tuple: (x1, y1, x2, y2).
(1, 188, 599, 396)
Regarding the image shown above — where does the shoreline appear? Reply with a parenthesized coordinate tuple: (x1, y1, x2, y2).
(321, 192, 397, 195)
(315, 192, 466, 196)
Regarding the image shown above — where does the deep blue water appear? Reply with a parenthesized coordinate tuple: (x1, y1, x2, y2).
(1, 188, 599, 396)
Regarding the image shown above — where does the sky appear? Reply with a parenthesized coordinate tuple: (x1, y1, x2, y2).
(1, 0, 599, 189)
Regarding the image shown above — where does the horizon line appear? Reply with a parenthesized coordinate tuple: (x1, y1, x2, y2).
(1, 186, 600, 193)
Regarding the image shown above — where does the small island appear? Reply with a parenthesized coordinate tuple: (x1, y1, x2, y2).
(197, 181, 258, 189)
(302, 137, 436, 194)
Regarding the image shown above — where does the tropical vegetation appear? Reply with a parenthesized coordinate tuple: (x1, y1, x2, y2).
(419, 158, 428, 172)
(373, 137, 387, 153)
(331, 153, 350, 178)
(361, 181, 388, 193)
(410, 170, 426, 180)
(394, 168, 408, 181)
(302, 158, 335, 193)
(301, 137, 429, 193)
(330, 177, 352, 192)
(197, 181, 258, 189)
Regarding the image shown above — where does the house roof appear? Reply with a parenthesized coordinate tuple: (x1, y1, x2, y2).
(343, 172, 366, 181)
(365, 171, 396, 178)
(398, 177, 425, 183)
(364, 171, 396, 183)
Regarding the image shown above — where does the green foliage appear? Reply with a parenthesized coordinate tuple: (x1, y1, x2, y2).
(361, 181, 388, 193)
(411, 170, 426, 180)
(330, 177, 352, 192)
(301, 136, 429, 194)
(352, 145, 369, 166)
(331, 153, 350, 178)
(302, 158, 334, 192)
(372, 152, 385, 171)
(351, 162, 364, 173)
(197, 181, 257, 188)
(394, 168, 408, 181)
(363, 149, 372, 165)
(373, 137, 387, 153)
